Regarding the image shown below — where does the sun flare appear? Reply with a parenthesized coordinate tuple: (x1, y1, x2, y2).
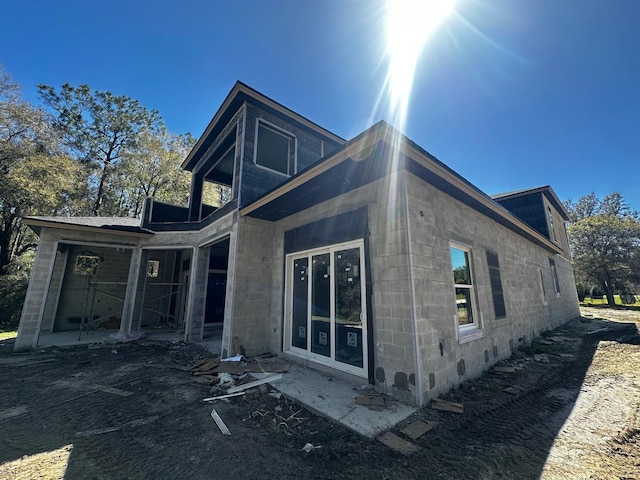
(385, 0, 456, 123)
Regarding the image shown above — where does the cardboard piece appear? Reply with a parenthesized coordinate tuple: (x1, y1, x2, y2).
(377, 431, 419, 455)
(400, 420, 437, 440)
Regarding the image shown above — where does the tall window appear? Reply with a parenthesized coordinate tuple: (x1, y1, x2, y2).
(450, 245, 477, 328)
(254, 120, 296, 175)
(538, 267, 547, 304)
(548, 206, 558, 242)
(549, 258, 561, 295)
(486, 250, 506, 319)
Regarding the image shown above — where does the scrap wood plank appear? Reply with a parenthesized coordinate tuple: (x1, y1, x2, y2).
(430, 398, 463, 414)
(539, 339, 553, 345)
(227, 373, 283, 394)
(377, 432, 419, 456)
(210, 409, 231, 435)
(400, 420, 437, 440)
(192, 357, 220, 372)
(202, 392, 246, 402)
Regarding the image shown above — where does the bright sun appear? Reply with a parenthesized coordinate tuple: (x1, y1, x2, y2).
(385, 0, 456, 122)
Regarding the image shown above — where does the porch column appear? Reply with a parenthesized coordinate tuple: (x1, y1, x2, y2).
(14, 231, 59, 351)
(183, 246, 210, 342)
(120, 248, 149, 333)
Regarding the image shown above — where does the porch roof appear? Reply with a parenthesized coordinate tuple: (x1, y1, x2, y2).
(23, 216, 154, 238)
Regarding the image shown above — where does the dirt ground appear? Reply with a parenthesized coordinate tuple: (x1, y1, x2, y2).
(1, 306, 638, 480)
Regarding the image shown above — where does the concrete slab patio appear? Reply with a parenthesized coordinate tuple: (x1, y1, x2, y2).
(254, 364, 417, 438)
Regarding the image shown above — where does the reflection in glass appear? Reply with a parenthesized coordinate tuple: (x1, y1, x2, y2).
(311, 253, 330, 357)
(291, 258, 308, 349)
(334, 248, 363, 367)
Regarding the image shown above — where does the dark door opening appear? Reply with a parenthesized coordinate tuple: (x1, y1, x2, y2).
(205, 238, 230, 326)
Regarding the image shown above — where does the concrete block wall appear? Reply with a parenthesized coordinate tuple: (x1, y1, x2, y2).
(269, 174, 418, 403)
(14, 229, 59, 351)
(40, 247, 68, 332)
(55, 245, 132, 331)
(405, 172, 580, 403)
(222, 217, 275, 357)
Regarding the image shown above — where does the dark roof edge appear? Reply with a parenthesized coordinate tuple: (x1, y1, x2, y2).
(22, 217, 153, 238)
(181, 81, 346, 171)
(492, 186, 570, 220)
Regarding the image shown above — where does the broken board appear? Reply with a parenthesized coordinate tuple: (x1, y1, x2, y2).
(400, 420, 437, 440)
(430, 398, 463, 414)
(377, 432, 419, 455)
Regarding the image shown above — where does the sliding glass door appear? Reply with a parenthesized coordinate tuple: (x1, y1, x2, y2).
(286, 240, 367, 377)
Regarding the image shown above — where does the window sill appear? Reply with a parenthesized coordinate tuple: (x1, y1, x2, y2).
(458, 327, 484, 344)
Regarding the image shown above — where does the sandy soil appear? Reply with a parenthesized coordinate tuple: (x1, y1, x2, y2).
(0, 307, 638, 479)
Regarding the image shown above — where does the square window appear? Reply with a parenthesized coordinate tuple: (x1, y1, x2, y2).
(147, 260, 160, 278)
(74, 255, 99, 276)
(255, 121, 295, 175)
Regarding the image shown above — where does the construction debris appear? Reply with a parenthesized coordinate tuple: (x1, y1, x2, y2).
(301, 442, 321, 453)
(400, 420, 437, 440)
(533, 354, 550, 363)
(227, 374, 282, 394)
(210, 409, 231, 435)
(202, 392, 246, 402)
(377, 431, 420, 455)
(430, 398, 464, 414)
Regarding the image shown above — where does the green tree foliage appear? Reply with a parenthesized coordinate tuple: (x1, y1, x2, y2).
(38, 83, 162, 216)
(117, 129, 195, 216)
(565, 192, 640, 306)
(0, 65, 81, 274)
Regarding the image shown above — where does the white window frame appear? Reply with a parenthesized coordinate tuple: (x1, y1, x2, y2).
(253, 119, 297, 176)
(449, 242, 483, 342)
(284, 239, 368, 378)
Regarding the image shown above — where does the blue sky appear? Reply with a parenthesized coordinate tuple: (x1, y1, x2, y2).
(2, 0, 639, 209)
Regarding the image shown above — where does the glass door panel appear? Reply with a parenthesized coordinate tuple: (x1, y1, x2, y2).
(291, 258, 308, 349)
(311, 253, 331, 357)
(334, 248, 363, 367)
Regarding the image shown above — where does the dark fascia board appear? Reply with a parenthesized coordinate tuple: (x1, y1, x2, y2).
(23, 217, 154, 238)
(240, 121, 564, 255)
(181, 82, 346, 172)
(492, 186, 570, 221)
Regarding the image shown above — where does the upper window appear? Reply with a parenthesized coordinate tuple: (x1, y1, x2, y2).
(486, 250, 506, 319)
(548, 206, 558, 242)
(254, 120, 296, 176)
(450, 245, 478, 329)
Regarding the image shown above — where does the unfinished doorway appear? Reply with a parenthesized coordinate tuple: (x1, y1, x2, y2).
(205, 238, 230, 326)
(285, 239, 368, 378)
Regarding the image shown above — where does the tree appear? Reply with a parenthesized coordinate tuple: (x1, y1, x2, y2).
(117, 129, 195, 217)
(38, 83, 162, 216)
(0, 65, 81, 274)
(565, 192, 640, 306)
